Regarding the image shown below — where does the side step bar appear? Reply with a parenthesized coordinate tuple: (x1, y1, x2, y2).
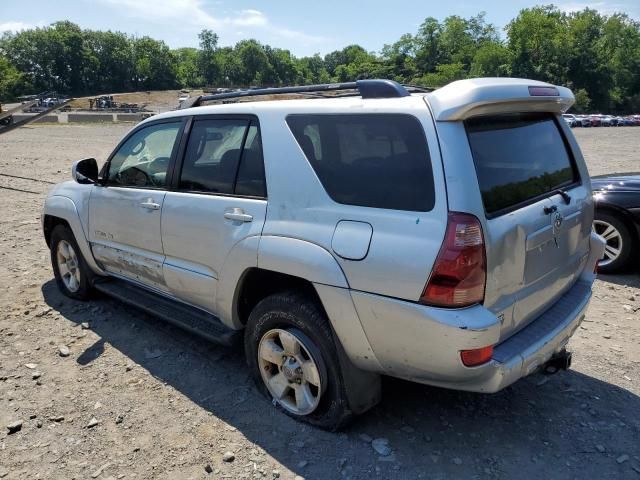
(94, 278, 241, 347)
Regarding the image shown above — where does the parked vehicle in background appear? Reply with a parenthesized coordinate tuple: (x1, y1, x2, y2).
(575, 115, 591, 127)
(42, 78, 604, 429)
(589, 115, 602, 127)
(592, 174, 640, 273)
(562, 114, 577, 127)
(598, 115, 612, 127)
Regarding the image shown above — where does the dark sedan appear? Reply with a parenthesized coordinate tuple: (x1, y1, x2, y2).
(591, 174, 640, 273)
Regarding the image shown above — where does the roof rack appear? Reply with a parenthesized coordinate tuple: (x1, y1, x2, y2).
(180, 79, 427, 109)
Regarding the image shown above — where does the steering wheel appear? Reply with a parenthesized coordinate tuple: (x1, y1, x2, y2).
(116, 166, 151, 186)
(148, 156, 170, 173)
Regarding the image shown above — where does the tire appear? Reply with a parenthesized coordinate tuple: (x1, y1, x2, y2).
(593, 211, 635, 274)
(50, 224, 94, 300)
(244, 292, 353, 430)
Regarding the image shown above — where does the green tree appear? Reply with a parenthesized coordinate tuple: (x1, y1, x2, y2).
(174, 47, 202, 87)
(470, 42, 511, 77)
(506, 6, 569, 84)
(198, 29, 219, 86)
(0, 54, 30, 100)
(573, 88, 591, 112)
(132, 36, 177, 90)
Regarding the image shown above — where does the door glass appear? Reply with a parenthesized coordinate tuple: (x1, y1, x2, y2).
(286, 114, 434, 211)
(108, 122, 181, 188)
(235, 124, 267, 198)
(179, 119, 249, 194)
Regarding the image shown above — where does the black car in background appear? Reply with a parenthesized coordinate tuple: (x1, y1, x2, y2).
(591, 174, 640, 273)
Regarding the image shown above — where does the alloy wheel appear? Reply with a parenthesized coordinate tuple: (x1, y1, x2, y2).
(593, 219, 623, 267)
(56, 240, 81, 292)
(258, 328, 324, 415)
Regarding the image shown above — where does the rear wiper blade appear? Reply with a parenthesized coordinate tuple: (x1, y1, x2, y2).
(555, 188, 571, 204)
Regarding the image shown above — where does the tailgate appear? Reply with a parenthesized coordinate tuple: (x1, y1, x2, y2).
(465, 112, 592, 340)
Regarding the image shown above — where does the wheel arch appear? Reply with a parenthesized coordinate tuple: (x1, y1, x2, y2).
(595, 203, 640, 244)
(234, 268, 325, 327)
(43, 196, 105, 275)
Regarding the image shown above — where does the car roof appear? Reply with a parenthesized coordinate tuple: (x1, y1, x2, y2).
(141, 77, 574, 126)
(141, 94, 430, 125)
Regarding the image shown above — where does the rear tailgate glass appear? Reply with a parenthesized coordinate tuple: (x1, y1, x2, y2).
(465, 113, 579, 216)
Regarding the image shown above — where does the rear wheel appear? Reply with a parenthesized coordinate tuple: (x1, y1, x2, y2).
(593, 211, 634, 273)
(245, 292, 352, 430)
(50, 225, 94, 299)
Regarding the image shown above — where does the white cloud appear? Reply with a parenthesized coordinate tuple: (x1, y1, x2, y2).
(557, 2, 634, 16)
(94, 0, 324, 45)
(231, 10, 268, 27)
(0, 21, 42, 32)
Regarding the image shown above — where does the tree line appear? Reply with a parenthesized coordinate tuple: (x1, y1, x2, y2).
(1, 5, 639, 113)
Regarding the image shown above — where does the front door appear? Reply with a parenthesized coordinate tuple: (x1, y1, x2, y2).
(161, 117, 267, 314)
(89, 120, 183, 291)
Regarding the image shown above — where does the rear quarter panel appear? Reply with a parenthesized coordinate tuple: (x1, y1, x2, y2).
(257, 97, 448, 302)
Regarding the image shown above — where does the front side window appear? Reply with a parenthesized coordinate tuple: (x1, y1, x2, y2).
(286, 114, 435, 211)
(107, 122, 181, 188)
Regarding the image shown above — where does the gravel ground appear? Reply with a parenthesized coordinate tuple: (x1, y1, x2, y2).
(0, 124, 639, 480)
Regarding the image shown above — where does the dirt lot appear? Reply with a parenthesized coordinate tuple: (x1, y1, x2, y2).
(0, 125, 639, 480)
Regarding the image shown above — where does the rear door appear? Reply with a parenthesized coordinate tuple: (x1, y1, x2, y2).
(89, 120, 183, 291)
(465, 112, 592, 339)
(160, 116, 267, 314)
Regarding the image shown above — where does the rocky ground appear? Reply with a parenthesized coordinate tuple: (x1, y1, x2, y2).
(0, 125, 639, 480)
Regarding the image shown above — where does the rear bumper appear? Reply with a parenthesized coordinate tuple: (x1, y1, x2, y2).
(351, 277, 593, 393)
(475, 280, 592, 392)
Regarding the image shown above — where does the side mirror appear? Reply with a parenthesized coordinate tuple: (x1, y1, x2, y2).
(72, 158, 99, 184)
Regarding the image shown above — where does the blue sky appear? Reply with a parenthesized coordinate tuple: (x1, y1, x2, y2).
(1, 0, 639, 56)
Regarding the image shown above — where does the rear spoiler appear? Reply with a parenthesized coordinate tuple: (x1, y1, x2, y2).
(426, 78, 574, 121)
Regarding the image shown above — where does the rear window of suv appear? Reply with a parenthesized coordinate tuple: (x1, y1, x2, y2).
(286, 114, 435, 211)
(466, 112, 579, 216)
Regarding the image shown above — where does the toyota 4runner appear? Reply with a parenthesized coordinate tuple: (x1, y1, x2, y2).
(42, 78, 605, 430)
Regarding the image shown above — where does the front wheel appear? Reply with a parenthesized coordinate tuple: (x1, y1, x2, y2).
(593, 211, 634, 273)
(245, 292, 353, 430)
(50, 225, 94, 299)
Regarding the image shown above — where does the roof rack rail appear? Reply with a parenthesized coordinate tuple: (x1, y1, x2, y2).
(180, 79, 412, 109)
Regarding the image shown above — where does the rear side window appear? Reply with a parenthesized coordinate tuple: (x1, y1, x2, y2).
(180, 119, 248, 194)
(179, 118, 266, 197)
(466, 113, 579, 216)
(286, 114, 435, 211)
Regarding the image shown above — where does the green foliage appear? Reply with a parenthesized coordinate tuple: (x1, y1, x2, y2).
(573, 88, 591, 113)
(0, 6, 639, 113)
(0, 54, 30, 101)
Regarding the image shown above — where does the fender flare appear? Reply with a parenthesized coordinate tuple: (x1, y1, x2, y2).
(44, 195, 105, 275)
(258, 236, 349, 289)
(216, 235, 349, 329)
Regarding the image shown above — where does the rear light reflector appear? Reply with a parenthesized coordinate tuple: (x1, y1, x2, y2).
(461, 346, 494, 367)
(420, 212, 486, 308)
(528, 86, 559, 97)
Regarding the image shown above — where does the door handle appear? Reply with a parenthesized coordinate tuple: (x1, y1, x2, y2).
(140, 200, 160, 210)
(224, 208, 253, 223)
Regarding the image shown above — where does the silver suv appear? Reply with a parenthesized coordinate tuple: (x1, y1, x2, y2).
(43, 78, 605, 430)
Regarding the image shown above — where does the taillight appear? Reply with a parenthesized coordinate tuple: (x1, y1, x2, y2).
(420, 212, 486, 308)
(460, 346, 493, 367)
